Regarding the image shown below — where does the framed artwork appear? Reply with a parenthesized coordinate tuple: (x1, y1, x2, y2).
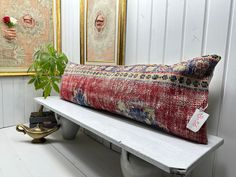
(0, 0, 61, 76)
(80, 0, 127, 65)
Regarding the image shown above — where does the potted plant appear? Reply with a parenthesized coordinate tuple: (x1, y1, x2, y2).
(27, 44, 68, 127)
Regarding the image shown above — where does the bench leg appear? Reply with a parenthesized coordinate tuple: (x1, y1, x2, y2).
(120, 150, 191, 177)
(58, 116, 80, 140)
(120, 149, 164, 177)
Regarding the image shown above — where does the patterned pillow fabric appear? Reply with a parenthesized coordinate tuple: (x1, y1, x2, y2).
(60, 55, 221, 144)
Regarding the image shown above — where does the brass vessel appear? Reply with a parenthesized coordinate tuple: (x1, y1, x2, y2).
(16, 124, 60, 143)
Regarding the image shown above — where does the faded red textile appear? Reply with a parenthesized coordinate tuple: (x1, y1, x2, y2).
(60, 55, 221, 144)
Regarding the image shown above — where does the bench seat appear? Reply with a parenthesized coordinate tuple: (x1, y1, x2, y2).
(35, 96, 223, 175)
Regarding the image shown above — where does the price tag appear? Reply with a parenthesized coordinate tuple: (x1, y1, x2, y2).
(187, 109, 209, 132)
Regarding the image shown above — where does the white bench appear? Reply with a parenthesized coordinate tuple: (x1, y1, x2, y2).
(35, 96, 223, 177)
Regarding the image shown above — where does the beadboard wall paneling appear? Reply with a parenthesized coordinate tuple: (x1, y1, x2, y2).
(191, 1, 232, 177)
(164, 0, 186, 64)
(24, 77, 42, 123)
(0, 77, 41, 128)
(125, 0, 138, 65)
(203, 0, 231, 135)
(214, 1, 236, 177)
(24, 77, 35, 123)
(136, 0, 153, 64)
(61, 0, 80, 63)
(149, 0, 166, 64)
(182, 0, 206, 59)
(12, 77, 25, 126)
(2, 78, 15, 127)
(0, 80, 3, 128)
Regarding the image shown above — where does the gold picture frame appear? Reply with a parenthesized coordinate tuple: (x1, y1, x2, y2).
(80, 0, 127, 65)
(0, 0, 61, 76)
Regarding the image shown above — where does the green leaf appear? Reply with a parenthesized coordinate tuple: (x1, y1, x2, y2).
(7, 22, 14, 28)
(27, 63, 33, 71)
(57, 65, 63, 75)
(44, 84, 52, 98)
(52, 82, 60, 93)
(47, 44, 55, 56)
(41, 62, 50, 73)
(39, 52, 50, 63)
(51, 77, 60, 82)
(28, 77, 35, 84)
(34, 80, 40, 90)
(50, 61, 56, 74)
(37, 82, 46, 90)
(34, 50, 40, 56)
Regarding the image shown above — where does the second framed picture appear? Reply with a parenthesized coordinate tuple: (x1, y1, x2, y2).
(80, 0, 127, 65)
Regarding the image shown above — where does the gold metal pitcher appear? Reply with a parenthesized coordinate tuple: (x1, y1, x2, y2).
(16, 124, 60, 143)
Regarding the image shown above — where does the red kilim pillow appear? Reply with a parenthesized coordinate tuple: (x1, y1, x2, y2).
(60, 55, 221, 144)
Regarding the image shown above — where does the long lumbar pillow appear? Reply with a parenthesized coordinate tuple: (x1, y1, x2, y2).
(60, 55, 221, 144)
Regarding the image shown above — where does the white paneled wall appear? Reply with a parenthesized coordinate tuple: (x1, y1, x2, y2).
(182, 0, 205, 59)
(214, 1, 236, 177)
(0, 80, 3, 128)
(125, 0, 138, 65)
(149, 0, 166, 64)
(0, 77, 41, 128)
(0, 0, 235, 177)
(61, 0, 80, 63)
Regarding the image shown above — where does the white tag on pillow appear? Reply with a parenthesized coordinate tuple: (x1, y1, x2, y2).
(187, 109, 209, 132)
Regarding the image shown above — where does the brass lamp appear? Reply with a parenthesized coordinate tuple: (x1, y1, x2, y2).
(16, 124, 60, 143)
